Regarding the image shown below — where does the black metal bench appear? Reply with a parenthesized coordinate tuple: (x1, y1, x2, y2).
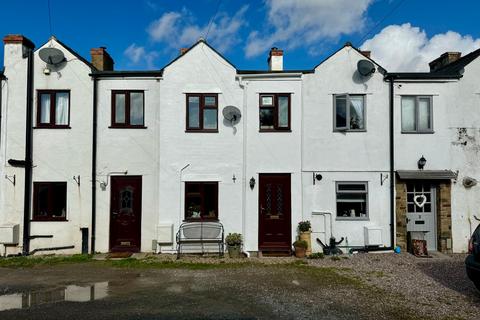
(176, 221, 224, 259)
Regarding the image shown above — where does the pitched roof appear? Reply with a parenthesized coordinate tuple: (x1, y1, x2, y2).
(431, 47, 480, 75)
(161, 38, 237, 72)
(38, 36, 97, 71)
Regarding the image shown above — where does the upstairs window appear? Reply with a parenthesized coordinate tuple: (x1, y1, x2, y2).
(334, 94, 365, 131)
(259, 94, 291, 131)
(336, 182, 368, 220)
(186, 94, 218, 131)
(185, 182, 218, 220)
(33, 182, 67, 221)
(37, 90, 70, 128)
(401, 96, 433, 133)
(111, 90, 145, 128)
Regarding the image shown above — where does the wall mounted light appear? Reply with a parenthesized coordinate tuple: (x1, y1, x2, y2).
(417, 155, 427, 170)
(249, 177, 256, 190)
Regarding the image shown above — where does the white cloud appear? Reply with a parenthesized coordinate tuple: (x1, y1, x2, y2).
(245, 0, 373, 58)
(361, 23, 480, 72)
(147, 6, 248, 53)
(124, 43, 158, 68)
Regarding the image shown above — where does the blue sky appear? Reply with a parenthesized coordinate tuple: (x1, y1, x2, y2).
(1, 0, 480, 72)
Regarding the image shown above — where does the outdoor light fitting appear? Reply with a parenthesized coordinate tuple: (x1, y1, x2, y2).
(417, 155, 427, 170)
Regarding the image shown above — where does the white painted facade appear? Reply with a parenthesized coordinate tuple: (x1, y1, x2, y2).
(1, 35, 479, 255)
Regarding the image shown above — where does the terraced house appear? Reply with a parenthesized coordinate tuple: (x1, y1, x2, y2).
(0, 34, 479, 256)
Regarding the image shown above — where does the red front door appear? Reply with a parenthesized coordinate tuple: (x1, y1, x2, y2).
(110, 176, 142, 252)
(258, 174, 291, 252)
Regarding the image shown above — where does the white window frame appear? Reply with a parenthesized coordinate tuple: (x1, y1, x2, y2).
(401, 95, 433, 133)
(333, 94, 366, 132)
(335, 181, 369, 221)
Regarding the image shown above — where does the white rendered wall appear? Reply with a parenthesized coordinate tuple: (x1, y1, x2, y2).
(302, 46, 391, 248)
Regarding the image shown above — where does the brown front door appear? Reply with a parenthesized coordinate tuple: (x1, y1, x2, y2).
(258, 174, 291, 252)
(110, 176, 142, 252)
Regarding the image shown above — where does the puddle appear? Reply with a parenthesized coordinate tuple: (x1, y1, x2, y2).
(0, 282, 109, 311)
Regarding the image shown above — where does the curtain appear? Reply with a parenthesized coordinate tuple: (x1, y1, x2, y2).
(349, 96, 364, 129)
(401, 97, 415, 131)
(55, 92, 69, 125)
(40, 94, 50, 124)
(418, 98, 431, 131)
(130, 92, 144, 125)
(278, 96, 289, 128)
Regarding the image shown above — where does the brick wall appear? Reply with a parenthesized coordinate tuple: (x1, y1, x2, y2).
(395, 180, 408, 250)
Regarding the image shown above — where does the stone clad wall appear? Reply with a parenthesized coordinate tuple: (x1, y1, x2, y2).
(395, 180, 408, 250)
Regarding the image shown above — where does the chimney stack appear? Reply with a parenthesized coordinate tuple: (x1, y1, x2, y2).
(180, 48, 188, 55)
(360, 50, 371, 58)
(268, 47, 283, 71)
(90, 47, 114, 71)
(3, 34, 35, 67)
(429, 52, 461, 72)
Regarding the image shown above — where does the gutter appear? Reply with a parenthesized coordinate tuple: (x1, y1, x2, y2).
(236, 72, 304, 79)
(22, 47, 34, 255)
(91, 75, 98, 254)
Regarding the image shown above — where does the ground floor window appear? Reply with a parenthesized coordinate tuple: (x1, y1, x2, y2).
(336, 182, 368, 219)
(185, 182, 218, 220)
(33, 182, 67, 221)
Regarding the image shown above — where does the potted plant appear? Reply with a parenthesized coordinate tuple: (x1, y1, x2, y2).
(293, 240, 308, 258)
(225, 233, 242, 258)
(298, 220, 312, 255)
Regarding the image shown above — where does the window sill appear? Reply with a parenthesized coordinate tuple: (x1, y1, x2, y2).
(185, 130, 219, 133)
(34, 126, 71, 129)
(31, 218, 68, 222)
(333, 129, 366, 133)
(401, 131, 435, 134)
(259, 129, 292, 133)
(183, 218, 219, 222)
(109, 126, 147, 129)
(336, 217, 369, 221)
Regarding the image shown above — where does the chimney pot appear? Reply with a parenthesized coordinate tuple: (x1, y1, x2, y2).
(90, 47, 114, 71)
(268, 47, 283, 71)
(429, 52, 461, 72)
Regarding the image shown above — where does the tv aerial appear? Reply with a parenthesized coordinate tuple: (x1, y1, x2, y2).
(222, 106, 241, 125)
(357, 59, 376, 77)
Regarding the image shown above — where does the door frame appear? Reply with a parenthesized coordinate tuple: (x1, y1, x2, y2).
(258, 173, 292, 252)
(109, 175, 142, 252)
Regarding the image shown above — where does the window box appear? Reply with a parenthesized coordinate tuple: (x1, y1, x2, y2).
(36, 90, 70, 128)
(333, 94, 365, 131)
(259, 93, 291, 131)
(336, 182, 368, 220)
(186, 94, 218, 132)
(111, 90, 145, 128)
(401, 96, 433, 133)
(33, 182, 67, 221)
(185, 182, 218, 221)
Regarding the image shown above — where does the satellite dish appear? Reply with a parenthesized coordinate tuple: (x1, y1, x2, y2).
(357, 59, 375, 77)
(39, 47, 65, 65)
(222, 106, 241, 124)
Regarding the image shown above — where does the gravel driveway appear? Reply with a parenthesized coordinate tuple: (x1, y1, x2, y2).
(0, 253, 478, 320)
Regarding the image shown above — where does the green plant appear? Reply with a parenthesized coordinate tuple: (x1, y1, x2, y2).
(307, 252, 325, 259)
(298, 220, 311, 233)
(225, 233, 242, 246)
(293, 240, 308, 249)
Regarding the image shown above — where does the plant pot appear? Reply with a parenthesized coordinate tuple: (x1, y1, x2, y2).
(294, 246, 306, 258)
(227, 245, 242, 258)
(299, 231, 312, 255)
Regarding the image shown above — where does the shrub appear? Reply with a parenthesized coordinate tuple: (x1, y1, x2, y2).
(298, 220, 311, 233)
(225, 233, 242, 246)
(293, 240, 308, 249)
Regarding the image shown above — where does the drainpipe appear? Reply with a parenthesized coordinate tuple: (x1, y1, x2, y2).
(22, 47, 34, 255)
(237, 76, 248, 248)
(91, 75, 98, 254)
(388, 76, 396, 249)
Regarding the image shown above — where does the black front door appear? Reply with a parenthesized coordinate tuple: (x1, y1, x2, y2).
(109, 176, 142, 252)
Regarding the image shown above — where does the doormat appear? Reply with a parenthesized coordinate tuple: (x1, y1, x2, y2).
(107, 252, 133, 259)
(411, 239, 430, 258)
(261, 251, 292, 257)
